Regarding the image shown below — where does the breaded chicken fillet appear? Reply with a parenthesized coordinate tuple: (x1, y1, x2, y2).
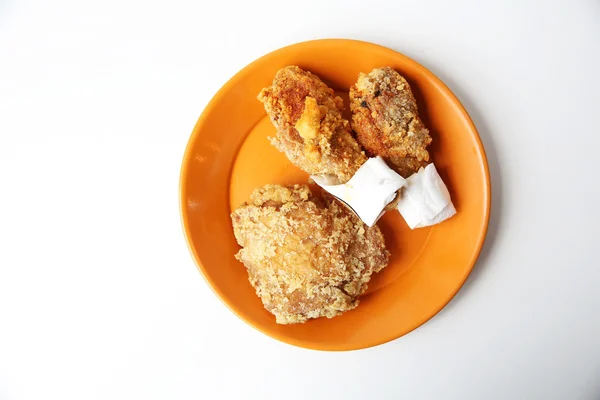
(258, 66, 367, 183)
(349, 67, 432, 178)
(231, 184, 389, 324)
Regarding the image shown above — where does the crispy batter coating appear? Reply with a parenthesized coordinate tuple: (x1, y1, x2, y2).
(258, 66, 367, 183)
(349, 67, 432, 178)
(231, 184, 389, 324)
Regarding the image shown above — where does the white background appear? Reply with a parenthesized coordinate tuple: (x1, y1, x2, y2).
(1, 0, 599, 399)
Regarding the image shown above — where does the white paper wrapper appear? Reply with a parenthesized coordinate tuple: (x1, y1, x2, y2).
(396, 163, 456, 229)
(313, 158, 456, 229)
(311, 157, 406, 227)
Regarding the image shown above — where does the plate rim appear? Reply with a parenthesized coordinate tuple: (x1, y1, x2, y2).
(179, 38, 491, 351)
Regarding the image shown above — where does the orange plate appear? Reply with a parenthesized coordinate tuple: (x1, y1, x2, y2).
(180, 39, 490, 351)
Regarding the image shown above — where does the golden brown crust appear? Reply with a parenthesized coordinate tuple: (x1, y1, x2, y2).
(349, 67, 432, 178)
(258, 66, 367, 183)
(231, 184, 389, 324)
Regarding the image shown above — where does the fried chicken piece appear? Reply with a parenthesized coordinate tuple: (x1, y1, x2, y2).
(349, 67, 432, 178)
(231, 184, 389, 324)
(258, 66, 367, 183)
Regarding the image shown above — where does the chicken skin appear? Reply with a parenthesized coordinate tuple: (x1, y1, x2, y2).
(349, 67, 432, 178)
(231, 184, 389, 324)
(258, 66, 367, 183)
